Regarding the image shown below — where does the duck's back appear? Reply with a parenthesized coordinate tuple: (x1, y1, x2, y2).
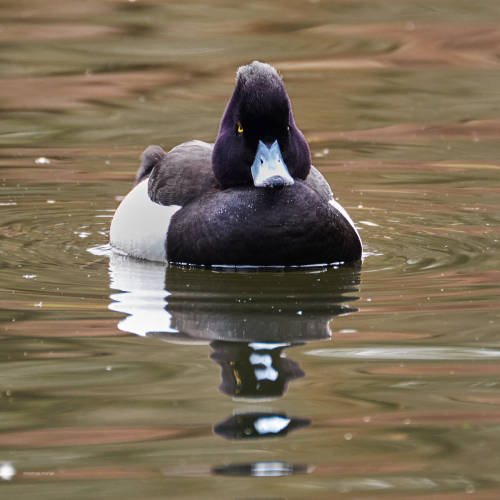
(146, 140, 217, 206)
(110, 141, 217, 261)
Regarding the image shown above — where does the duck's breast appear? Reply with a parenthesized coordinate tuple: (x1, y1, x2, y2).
(167, 181, 362, 266)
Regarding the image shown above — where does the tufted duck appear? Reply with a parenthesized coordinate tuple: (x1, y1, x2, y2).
(110, 61, 362, 266)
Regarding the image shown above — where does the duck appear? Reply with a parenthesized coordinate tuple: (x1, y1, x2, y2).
(110, 61, 362, 267)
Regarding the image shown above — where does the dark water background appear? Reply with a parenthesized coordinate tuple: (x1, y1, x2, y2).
(1, 1, 500, 498)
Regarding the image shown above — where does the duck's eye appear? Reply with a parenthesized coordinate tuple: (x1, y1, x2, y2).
(237, 123, 244, 134)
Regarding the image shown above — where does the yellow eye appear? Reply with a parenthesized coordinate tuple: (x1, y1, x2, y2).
(237, 123, 244, 134)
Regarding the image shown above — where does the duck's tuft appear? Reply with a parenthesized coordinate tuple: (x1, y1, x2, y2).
(236, 61, 282, 89)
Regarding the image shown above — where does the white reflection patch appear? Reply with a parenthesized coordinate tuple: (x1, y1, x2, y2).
(254, 367, 279, 381)
(0, 463, 15, 481)
(248, 342, 288, 350)
(249, 353, 272, 366)
(307, 346, 500, 360)
(249, 353, 279, 381)
(251, 462, 293, 477)
(254, 416, 291, 435)
(108, 253, 177, 336)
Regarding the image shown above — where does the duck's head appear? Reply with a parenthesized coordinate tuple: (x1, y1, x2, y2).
(212, 61, 311, 189)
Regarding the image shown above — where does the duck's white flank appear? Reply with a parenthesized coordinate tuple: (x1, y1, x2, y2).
(328, 198, 362, 247)
(110, 179, 181, 262)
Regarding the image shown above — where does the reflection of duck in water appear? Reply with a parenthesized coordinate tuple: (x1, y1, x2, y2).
(108, 253, 360, 343)
(107, 255, 360, 443)
(109, 254, 360, 402)
(211, 341, 303, 398)
(108, 254, 360, 395)
(213, 462, 309, 477)
(214, 412, 310, 440)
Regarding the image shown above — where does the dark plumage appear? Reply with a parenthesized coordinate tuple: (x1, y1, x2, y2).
(110, 61, 362, 266)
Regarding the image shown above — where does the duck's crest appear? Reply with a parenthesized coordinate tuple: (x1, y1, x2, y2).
(236, 61, 282, 89)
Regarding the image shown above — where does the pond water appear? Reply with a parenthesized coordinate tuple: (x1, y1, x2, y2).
(1, 0, 500, 498)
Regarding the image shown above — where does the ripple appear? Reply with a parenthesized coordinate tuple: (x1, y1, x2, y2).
(318, 155, 500, 279)
(88, 243, 112, 257)
(359, 214, 498, 276)
(0, 197, 110, 273)
(306, 346, 500, 360)
(345, 184, 500, 277)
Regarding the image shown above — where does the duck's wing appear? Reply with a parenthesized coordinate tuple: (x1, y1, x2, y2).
(141, 140, 218, 206)
(304, 165, 334, 202)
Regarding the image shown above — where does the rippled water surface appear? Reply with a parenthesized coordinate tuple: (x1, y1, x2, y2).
(1, 1, 500, 498)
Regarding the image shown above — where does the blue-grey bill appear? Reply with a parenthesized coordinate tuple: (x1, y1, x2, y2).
(251, 140, 294, 188)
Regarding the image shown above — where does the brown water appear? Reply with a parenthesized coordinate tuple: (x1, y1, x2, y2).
(1, 1, 500, 498)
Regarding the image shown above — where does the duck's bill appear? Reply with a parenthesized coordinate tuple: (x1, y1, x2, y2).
(251, 140, 294, 189)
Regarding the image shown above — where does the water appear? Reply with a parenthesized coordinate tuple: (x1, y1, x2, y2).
(1, 0, 500, 498)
